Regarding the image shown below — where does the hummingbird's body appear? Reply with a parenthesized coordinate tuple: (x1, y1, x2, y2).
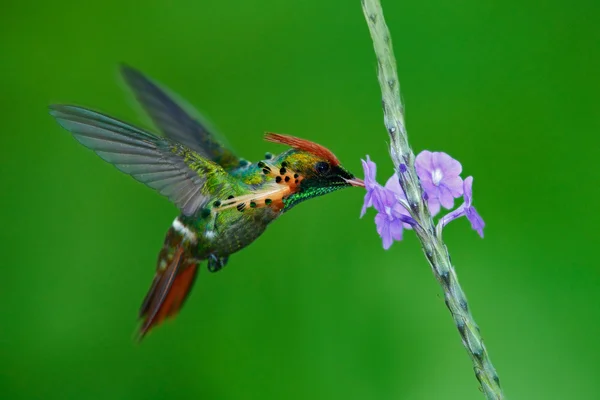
(50, 66, 363, 338)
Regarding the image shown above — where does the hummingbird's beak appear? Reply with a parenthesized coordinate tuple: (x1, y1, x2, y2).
(345, 177, 365, 187)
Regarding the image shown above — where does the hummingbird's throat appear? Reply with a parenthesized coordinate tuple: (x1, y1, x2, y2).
(213, 162, 304, 213)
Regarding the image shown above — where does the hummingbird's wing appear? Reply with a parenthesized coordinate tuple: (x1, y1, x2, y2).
(120, 65, 240, 171)
(50, 104, 230, 216)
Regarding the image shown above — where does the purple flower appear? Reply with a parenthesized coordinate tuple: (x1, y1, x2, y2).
(360, 156, 397, 215)
(463, 177, 485, 237)
(359, 153, 484, 247)
(415, 151, 463, 214)
(360, 157, 416, 249)
(373, 174, 417, 249)
(439, 176, 485, 238)
(360, 156, 377, 217)
(375, 208, 405, 249)
(374, 184, 414, 249)
(361, 156, 384, 217)
(384, 174, 413, 229)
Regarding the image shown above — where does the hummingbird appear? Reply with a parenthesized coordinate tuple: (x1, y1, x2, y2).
(50, 65, 364, 339)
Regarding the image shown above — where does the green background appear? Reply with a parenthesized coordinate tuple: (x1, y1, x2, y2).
(2, 0, 599, 399)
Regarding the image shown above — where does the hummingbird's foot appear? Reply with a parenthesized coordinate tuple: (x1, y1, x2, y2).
(207, 254, 229, 273)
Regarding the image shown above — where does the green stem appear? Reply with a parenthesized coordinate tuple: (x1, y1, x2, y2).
(360, 0, 504, 398)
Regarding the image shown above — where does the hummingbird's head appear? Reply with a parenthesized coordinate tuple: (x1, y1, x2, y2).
(265, 133, 364, 210)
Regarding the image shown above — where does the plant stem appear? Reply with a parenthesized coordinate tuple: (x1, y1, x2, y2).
(360, 0, 504, 398)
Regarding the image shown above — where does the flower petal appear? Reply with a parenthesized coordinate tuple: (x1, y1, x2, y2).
(443, 175, 464, 198)
(375, 213, 393, 250)
(371, 186, 396, 213)
(433, 152, 462, 177)
(389, 219, 404, 241)
(420, 181, 438, 200)
(359, 198, 373, 218)
(361, 156, 378, 189)
(416, 150, 433, 169)
(360, 191, 372, 218)
(390, 202, 409, 217)
(375, 212, 386, 234)
(427, 198, 441, 216)
(466, 206, 485, 238)
(384, 174, 405, 198)
(438, 186, 456, 210)
(415, 151, 434, 181)
(463, 176, 474, 206)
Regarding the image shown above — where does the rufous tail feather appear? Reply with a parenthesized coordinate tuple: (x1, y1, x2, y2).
(137, 228, 199, 340)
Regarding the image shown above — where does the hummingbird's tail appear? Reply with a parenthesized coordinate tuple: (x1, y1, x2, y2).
(137, 220, 199, 340)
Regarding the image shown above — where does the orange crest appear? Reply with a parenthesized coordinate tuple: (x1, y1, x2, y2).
(264, 133, 340, 166)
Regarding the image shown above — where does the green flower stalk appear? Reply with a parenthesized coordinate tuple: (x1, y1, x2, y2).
(359, 0, 504, 398)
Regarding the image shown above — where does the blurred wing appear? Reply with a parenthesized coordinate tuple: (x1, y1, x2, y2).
(49, 104, 228, 216)
(120, 65, 240, 170)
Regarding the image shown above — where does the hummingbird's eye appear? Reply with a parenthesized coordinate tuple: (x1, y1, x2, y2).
(315, 161, 330, 175)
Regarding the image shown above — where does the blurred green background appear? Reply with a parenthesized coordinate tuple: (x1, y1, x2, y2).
(2, 0, 599, 399)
